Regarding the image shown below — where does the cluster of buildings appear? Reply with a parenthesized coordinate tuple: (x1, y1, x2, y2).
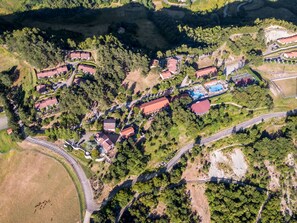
(34, 51, 95, 114)
(94, 118, 135, 158)
(159, 57, 180, 80)
(36, 65, 68, 79)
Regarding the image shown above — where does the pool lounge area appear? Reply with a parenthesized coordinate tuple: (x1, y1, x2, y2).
(189, 90, 205, 100)
(209, 84, 224, 93)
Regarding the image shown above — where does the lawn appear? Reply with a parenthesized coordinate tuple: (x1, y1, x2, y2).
(0, 148, 81, 223)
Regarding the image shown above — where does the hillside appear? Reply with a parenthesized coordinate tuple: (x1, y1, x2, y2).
(1, 0, 297, 223)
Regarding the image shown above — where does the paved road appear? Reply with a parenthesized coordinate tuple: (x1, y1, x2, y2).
(166, 111, 288, 170)
(25, 137, 99, 223)
(25, 109, 293, 221)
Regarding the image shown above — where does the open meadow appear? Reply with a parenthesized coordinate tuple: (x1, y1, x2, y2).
(0, 143, 81, 223)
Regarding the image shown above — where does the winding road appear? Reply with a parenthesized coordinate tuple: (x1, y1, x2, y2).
(25, 137, 100, 223)
(25, 109, 295, 222)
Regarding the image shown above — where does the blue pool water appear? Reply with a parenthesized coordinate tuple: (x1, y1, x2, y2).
(189, 90, 204, 100)
(209, 84, 223, 92)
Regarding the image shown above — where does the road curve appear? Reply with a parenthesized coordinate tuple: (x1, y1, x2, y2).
(166, 111, 288, 170)
(25, 137, 99, 223)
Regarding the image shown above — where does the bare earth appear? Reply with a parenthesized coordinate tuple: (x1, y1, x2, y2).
(0, 148, 81, 223)
(186, 183, 211, 223)
(123, 70, 160, 93)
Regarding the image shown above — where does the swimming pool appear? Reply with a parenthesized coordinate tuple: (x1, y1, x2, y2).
(209, 84, 223, 92)
(189, 90, 204, 100)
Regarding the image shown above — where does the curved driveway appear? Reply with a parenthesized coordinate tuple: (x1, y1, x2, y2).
(25, 137, 99, 223)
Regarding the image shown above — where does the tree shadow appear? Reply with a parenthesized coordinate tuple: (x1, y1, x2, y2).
(0, 0, 296, 51)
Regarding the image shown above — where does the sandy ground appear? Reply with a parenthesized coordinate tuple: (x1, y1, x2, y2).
(208, 148, 247, 179)
(186, 183, 210, 223)
(123, 70, 160, 94)
(265, 25, 295, 43)
(0, 146, 81, 223)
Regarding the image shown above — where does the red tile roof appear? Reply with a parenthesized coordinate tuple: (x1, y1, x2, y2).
(37, 69, 57, 79)
(95, 133, 114, 153)
(191, 100, 211, 115)
(56, 65, 68, 74)
(120, 127, 135, 138)
(160, 70, 172, 80)
(35, 97, 58, 110)
(69, 51, 92, 60)
(36, 85, 47, 94)
(283, 51, 297, 58)
(204, 80, 218, 87)
(36, 65, 68, 79)
(196, 66, 217, 78)
(103, 119, 116, 132)
(140, 97, 170, 115)
(277, 35, 297, 44)
(167, 58, 178, 73)
(78, 64, 96, 75)
(80, 52, 91, 60)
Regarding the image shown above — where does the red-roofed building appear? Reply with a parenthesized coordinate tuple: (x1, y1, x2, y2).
(69, 51, 92, 60)
(120, 127, 135, 139)
(191, 100, 211, 116)
(167, 58, 178, 74)
(36, 65, 68, 79)
(95, 132, 114, 154)
(204, 80, 218, 88)
(283, 51, 297, 59)
(34, 97, 58, 110)
(277, 34, 297, 45)
(37, 69, 57, 79)
(36, 85, 47, 94)
(78, 64, 96, 75)
(80, 52, 91, 60)
(69, 51, 81, 59)
(140, 97, 170, 115)
(160, 70, 172, 80)
(56, 65, 68, 74)
(196, 66, 217, 78)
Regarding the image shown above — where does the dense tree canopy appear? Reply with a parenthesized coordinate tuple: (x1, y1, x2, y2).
(3, 28, 63, 69)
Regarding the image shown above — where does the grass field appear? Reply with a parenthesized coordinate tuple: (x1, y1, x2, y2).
(0, 147, 81, 223)
(273, 78, 297, 98)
